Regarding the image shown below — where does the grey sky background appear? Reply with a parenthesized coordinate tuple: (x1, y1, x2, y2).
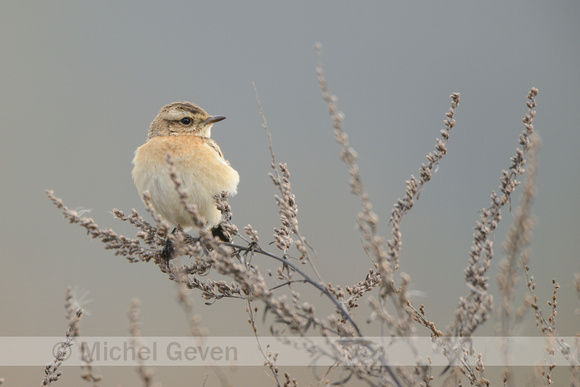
(1, 1, 579, 385)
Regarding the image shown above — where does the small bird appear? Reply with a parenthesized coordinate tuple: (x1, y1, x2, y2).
(132, 102, 239, 248)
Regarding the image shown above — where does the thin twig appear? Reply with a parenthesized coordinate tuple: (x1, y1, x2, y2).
(253, 82, 324, 282)
(224, 242, 362, 337)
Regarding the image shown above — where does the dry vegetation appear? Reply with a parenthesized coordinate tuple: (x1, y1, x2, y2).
(32, 47, 579, 386)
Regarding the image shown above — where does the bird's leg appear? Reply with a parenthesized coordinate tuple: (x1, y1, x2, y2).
(211, 223, 232, 242)
(163, 225, 213, 260)
(162, 227, 177, 263)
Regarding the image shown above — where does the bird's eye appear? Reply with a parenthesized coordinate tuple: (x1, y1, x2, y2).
(180, 117, 192, 125)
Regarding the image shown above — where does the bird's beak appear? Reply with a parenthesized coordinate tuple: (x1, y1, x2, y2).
(205, 115, 227, 124)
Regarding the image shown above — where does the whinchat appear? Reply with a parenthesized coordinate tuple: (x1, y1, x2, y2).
(132, 101, 239, 243)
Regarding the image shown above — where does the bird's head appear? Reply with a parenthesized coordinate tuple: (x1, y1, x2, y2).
(148, 101, 226, 139)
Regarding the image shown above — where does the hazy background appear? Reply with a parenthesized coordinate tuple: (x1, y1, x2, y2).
(1, 1, 579, 385)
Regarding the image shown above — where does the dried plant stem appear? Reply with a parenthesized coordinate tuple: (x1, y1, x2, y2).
(253, 82, 323, 282)
(316, 44, 391, 288)
(246, 301, 282, 386)
(42, 308, 83, 386)
(128, 298, 157, 387)
(165, 154, 207, 232)
(525, 271, 580, 368)
(226, 241, 362, 337)
(65, 287, 102, 386)
(317, 44, 459, 344)
(452, 88, 538, 336)
(435, 88, 540, 382)
(317, 43, 422, 387)
(497, 130, 540, 377)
